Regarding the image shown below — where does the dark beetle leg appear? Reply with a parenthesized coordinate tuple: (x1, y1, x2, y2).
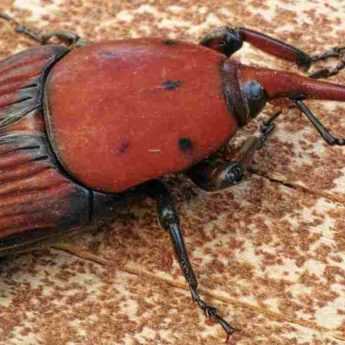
(311, 46, 345, 61)
(0, 13, 85, 47)
(0, 13, 42, 43)
(201, 27, 345, 76)
(41, 31, 82, 46)
(145, 180, 237, 339)
(294, 99, 345, 145)
(200, 27, 311, 68)
(309, 46, 345, 78)
(187, 124, 275, 191)
(257, 108, 286, 149)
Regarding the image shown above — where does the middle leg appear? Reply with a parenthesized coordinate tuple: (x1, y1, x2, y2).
(144, 179, 237, 340)
(0, 12, 85, 47)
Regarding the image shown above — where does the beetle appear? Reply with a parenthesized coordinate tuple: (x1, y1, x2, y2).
(0, 13, 345, 342)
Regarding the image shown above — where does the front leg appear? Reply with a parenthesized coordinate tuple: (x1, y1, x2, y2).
(144, 180, 237, 341)
(201, 26, 345, 78)
(200, 27, 312, 68)
(309, 46, 345, 78)
(187, 122, 275, 191)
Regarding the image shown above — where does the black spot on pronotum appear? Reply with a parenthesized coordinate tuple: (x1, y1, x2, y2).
(178, 137, 193, 153)
(162, 80, 182, 91)
(162, 39, 177, 46)
(118, 140, 129, 154)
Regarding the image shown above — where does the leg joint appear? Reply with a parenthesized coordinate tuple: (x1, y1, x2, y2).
(159, 206, 179, 229)
(200, 27, 243, 57)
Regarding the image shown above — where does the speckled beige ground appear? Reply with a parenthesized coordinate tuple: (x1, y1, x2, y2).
(1, 1, 345, 344)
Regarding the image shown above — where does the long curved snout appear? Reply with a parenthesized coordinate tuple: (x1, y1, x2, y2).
(235, 63, 345, 146)
(238, 64, 345, 102)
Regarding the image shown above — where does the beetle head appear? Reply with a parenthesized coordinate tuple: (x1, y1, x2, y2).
(239, 64, 345, 104)
(240, 79, 267, 120)
(224, 61, 345, 126)
(223, 61, 267, 126)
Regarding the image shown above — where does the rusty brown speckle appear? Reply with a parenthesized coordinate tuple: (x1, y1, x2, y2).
(0, 1, 345, 345)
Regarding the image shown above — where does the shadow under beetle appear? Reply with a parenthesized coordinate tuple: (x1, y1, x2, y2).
(0, 13, 345, 341)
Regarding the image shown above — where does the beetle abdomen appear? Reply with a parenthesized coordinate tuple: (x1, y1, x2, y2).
(0, 134, 90, 241)
(45, 39, 238, 193)
(0, 45, 68, 129)
(0, 45, 93, 255)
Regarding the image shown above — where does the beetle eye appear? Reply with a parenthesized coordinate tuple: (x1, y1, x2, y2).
(241, 80, 267, 118)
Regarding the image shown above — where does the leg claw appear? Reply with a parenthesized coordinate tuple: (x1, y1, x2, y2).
(192, 292, 238, 341)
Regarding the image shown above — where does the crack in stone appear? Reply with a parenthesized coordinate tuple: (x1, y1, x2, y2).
(251, 168, 345, 205)
(52, 244, 345, 342)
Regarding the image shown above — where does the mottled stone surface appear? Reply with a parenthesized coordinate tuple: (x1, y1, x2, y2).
(0, 1, 345, 345)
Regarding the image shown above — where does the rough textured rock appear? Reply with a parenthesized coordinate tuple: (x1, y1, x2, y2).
(0, 1, 345, 344)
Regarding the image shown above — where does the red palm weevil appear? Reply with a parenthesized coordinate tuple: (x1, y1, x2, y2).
(0, 14, 345, 341)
